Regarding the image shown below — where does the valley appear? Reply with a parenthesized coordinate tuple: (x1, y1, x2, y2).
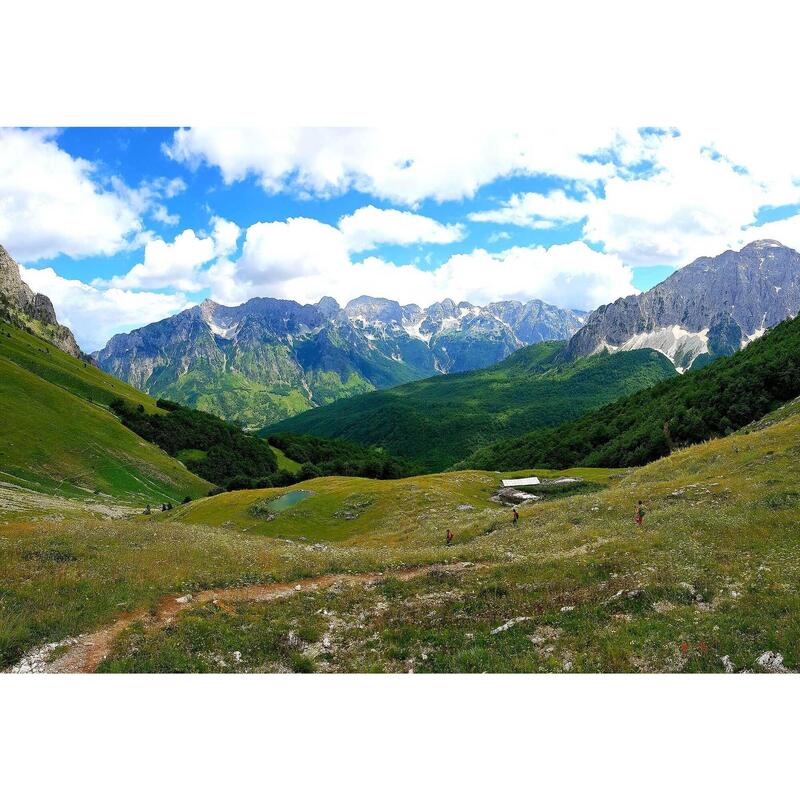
(265, 342, 676, 471)
(2, 238, 800, 674)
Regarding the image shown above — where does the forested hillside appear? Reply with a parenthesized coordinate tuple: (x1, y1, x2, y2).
(265, 342, 676, 471)
(461, 313, 800, 471)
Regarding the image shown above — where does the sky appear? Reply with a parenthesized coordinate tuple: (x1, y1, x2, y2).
(5, 126, 800, 351)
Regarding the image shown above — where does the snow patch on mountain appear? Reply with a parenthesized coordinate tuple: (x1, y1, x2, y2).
(596, 326, 709, 373)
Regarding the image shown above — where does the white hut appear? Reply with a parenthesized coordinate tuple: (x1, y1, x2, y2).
(501, 476, 541, 488)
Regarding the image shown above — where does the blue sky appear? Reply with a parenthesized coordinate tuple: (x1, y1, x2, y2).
(4, 126, 800, 350)
(45, 128, 654, 287)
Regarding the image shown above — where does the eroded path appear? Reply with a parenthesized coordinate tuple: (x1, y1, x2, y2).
(9, 561, 482, 674)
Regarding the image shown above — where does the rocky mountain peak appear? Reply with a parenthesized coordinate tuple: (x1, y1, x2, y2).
(316, 296, 341, 318)
(566, 240, 800, 369)
(741, 239, 785, 252)
(95, 290, 585, 430)
(0, 243, 83, 359)
(344, 296, 404, 323)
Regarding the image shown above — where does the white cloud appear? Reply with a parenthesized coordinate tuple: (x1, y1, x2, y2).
(209, 216, 241, 256)
(469, 189, 590, 229)
(165, 127, 616, 206)
(0, 128, 142, 262)
(210, 217, 350, 304)
(579, 129, 800, 266)
(207, 217, 635, 312)
(103, 219, 240, 292)
(338, 205, 464, 252)
(151, 205, 180, 225)
(110, 175, 187, 227)
(582, 132, 770, 265)
(19, 266, 189, 352)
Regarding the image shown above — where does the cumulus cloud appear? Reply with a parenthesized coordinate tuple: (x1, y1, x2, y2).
(469, 189, 591, 229)
(461, 129, 800, 266)
(0, 128, 142, 262)
(19, 266, 189, 352)
(209, 216, 241, 256)
(206, 216, 635, 312)
(338, 205, 464, 252)
(103, 219, 240, 292)
(164, 127, 616, 206)
(582, 132, 771, 265)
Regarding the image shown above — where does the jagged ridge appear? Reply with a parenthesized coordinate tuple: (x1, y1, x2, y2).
(0, 244, 82, 359)
(94, 294, 585, 428)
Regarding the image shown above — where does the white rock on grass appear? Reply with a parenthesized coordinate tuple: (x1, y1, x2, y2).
(10, 638, 78, 673)
(491, 616, 530, 635)
(720, 655, 735, 673)
(755, 651, 789, 673)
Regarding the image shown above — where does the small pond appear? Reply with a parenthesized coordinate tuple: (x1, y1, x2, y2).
(265, 489, 312, 512)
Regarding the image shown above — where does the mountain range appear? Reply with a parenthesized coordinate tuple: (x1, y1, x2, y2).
(567, 240, 800, 370)
(0, 244, 82, 359)
(94, 294, 585, 429)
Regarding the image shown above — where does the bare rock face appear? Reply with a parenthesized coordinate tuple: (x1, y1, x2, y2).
(0, 245, 82, 359)
(566, 240, 800, 370)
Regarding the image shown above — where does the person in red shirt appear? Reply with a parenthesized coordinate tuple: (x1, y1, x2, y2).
(512, 507, 519, 526)
(635, 500, 645, 527)
(446, 528, 453, 546)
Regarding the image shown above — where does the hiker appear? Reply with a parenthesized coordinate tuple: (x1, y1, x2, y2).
(635, 500, 645, 527)
(144, 504, 151, 515)
(446, 528, 453, 546)
(161, 503, 167, 512)
(512, 507, 519, 526)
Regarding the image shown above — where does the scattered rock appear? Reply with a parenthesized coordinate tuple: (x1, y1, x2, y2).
(9, 638, 78, 673)
(652, 600, 675, 613)
(756, 651, 789, 673)
(175, 594, 192, 604)
(492, 488, 541, 505)
(720, 655, 735, 673)
(560, 606, 574, 613)
(233, 651, 242, 663)
(457, 504, 474, 511)
(282, 631, 301, 649)
(491, 616, 530, 635)
(527, 626, 560, 645)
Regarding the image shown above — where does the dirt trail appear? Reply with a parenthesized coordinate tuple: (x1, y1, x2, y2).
(11, 561, 481, 674)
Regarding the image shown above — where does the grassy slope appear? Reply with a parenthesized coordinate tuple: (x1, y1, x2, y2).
(2, 391, 799, 671)
(265, 342, 677, 471)
(154, 364, 314, 429)
(167, 467, 615, 543)
(0, 320, 161, 412)
(98, 393, 800, 673)
(0, 388, 800, 671)
(270, 445, 302, 474)
(0, 321, 209, 503)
